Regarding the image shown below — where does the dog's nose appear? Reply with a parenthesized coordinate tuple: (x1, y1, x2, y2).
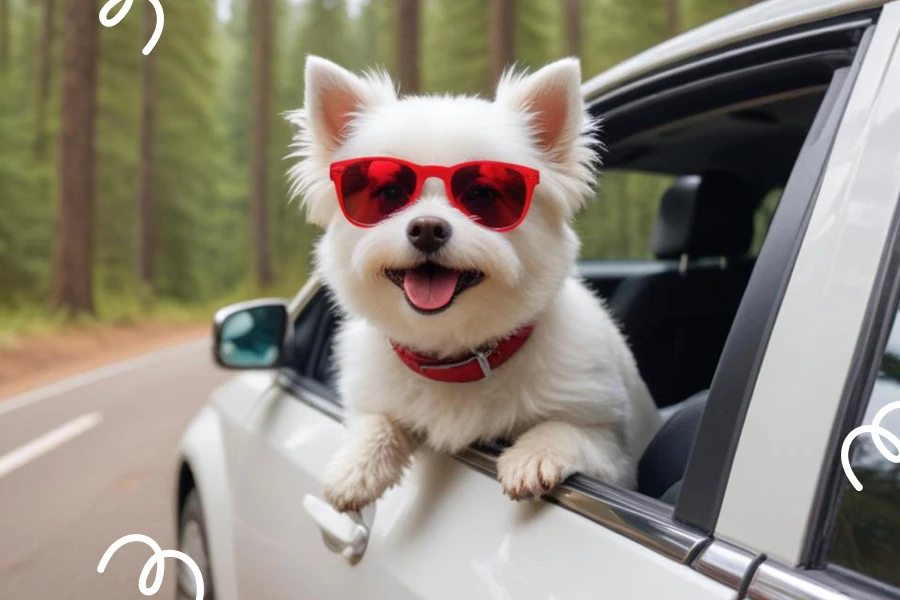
(406, 217, 452, 253)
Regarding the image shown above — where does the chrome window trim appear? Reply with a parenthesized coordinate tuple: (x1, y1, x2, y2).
(691, 539, 762, 593)
(277, 373, 712, 565)
(747, 560, 856, 600)
(457, 444, 710, 564)
(287, 275, 325, 317)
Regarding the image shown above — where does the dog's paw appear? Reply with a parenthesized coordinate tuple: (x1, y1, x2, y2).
(496, 446, 574, 501)
(323, 462, 385, 513)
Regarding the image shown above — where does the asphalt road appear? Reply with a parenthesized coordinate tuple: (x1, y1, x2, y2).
(0, 339, 230, 599)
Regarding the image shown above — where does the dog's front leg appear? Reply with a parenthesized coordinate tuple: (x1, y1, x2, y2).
(324, 413, 418, 512)
(497, 421, 635, 500)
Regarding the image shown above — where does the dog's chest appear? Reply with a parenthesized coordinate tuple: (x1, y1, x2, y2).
(390, 376, 539, 453)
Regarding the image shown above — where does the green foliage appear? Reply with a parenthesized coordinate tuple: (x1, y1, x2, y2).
(831, 452, 900, 586)
(682, 0, 736, 31)
(0, 0, 51, 304)
(515, 0, 563, 70)
(422, 0, 489, 95)
(0, 0, 749, 330)
(95, 8, 142, 296)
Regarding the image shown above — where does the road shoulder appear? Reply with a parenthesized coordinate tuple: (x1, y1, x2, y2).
(0, 323, 209, 402)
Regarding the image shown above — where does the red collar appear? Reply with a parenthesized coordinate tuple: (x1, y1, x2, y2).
(390, 325, 534, 383)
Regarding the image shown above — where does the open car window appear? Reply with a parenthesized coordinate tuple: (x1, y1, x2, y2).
(278, 16, 872, 570)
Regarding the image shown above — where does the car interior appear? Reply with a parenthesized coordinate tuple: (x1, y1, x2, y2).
(283, 83, 833, 506)
(594, 86, 831, 503)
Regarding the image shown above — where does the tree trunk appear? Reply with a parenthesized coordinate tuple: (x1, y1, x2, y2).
(35, 0, 56, 158)
(396, 0, 420, 94)
(251, 0, 273, 287)
(51, 0, 98, 315)
(564, 0, 580, 57)
(0, 0, 9, 74)
(136, 1, 158, 285)
(666, 0, 680, 38)
(489, 0, 515, 87)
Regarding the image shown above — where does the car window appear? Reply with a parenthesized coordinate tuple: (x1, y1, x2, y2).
(576, 171, 671, 260)
(314, 305, 340, 391)
(829, 306, 900, 588)
(577, 172, 783, 263)
(286, 291, 326, 375)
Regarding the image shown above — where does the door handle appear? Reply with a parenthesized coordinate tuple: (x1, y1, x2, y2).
(302, 495, 370, 564)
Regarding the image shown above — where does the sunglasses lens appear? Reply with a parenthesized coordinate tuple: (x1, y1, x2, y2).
(451, 164, 528, 229)
(339, 159, 418, 225)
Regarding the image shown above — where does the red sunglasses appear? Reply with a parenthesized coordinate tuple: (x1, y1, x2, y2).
(329, 157, 540, 232)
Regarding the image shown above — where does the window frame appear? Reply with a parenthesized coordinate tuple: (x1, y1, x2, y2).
(584, 18, 873, 536)
(712, 2, 900, 594)
(800, 132, 900, 600)
(275, 11, 876, 594)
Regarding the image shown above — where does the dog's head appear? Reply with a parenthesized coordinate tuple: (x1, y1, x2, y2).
(289, 56, 598, 355)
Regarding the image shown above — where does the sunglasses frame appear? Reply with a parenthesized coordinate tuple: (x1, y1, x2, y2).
(329, 157, 540, 232)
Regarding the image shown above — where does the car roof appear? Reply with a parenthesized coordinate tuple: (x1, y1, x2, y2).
(582, 0, 884, 102)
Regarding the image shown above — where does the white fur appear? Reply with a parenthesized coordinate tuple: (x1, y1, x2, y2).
(289, 56, 662, 511)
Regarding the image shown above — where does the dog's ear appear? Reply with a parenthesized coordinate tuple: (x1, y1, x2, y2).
(289, 57, 396, 227)
(304, 56, 395, 152)
(496, 58, 585, 162)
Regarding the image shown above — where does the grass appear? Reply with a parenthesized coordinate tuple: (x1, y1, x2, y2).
(0, 277, 308, 348)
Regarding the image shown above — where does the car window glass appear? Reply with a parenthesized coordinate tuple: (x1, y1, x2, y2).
(751, 189, 782, 255)
(287, 291, 325, 375)
(829, 306, 900, 588)
(314, 303, 341, 391)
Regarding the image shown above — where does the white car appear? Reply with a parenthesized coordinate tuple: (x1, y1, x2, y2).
(176, 1, 900, 598)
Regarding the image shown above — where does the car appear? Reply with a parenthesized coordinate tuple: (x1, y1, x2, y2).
(175, 1, 900, 598)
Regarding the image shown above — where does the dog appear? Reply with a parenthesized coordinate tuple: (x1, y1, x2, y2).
(288, 55, 662, 512)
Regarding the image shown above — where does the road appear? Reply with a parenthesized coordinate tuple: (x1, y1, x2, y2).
(0, 339, 230, 599)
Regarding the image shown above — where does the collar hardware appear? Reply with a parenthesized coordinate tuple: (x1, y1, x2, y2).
(390, 326, 534, 383)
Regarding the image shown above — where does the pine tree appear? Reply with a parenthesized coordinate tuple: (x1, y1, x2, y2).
(490, 0, 515, 86)
(564, 0, 580, 57)
(667, 0, 681, 37)
(34, 0, 55, 158)
(397, 0, 420, 94)
(136, 0, 158, 285)
(251, 0, 274, 287)
(52, 0, 99, 314)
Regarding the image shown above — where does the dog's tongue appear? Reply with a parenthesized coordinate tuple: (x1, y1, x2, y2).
(403, 264, 460, 311)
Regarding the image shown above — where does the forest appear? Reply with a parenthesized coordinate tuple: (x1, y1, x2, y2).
(0, 0, 755, 329)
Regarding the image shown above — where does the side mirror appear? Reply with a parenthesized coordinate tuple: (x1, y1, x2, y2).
(213, 299, 289, 369)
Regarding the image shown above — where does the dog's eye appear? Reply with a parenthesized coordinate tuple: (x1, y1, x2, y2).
(462, 186, 498, 205)
(374, 184, 409, 207)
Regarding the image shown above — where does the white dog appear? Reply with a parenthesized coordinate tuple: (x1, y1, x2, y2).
(289, 56, 662, 512)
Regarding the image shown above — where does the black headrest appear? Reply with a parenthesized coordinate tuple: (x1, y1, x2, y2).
(650, 173, 764, 260)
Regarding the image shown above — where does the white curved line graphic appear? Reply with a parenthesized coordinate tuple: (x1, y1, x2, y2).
(99, 0, 164, 55)
(841, 400, 900, 491)
(97, 533, 203, 600)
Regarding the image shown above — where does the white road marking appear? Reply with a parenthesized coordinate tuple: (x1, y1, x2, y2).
(0, 412, 103, 479)
(0, 338, 208, 418)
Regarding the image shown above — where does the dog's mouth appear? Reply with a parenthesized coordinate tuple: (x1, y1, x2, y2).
(385, 263, 485, 314)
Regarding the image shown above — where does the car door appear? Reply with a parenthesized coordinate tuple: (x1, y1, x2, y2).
(231, 283, 732, 600)
(228, 7, 887, 600)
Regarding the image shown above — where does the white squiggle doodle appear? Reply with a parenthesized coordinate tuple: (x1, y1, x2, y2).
(97, 533, 204, 600)
(99, 0, 165, 56)
(841, 400, 900, 491)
